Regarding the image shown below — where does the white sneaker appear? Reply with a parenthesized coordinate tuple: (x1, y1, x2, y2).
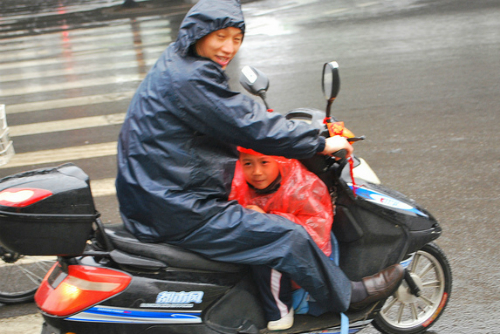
(267, 308, 294, 331)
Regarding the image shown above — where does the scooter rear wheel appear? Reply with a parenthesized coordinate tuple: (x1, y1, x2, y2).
(372, 242, 452, 334)
(0, 248, 56, 304)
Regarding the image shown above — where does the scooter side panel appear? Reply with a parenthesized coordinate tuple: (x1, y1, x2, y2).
(334, 204, 407, 281)
(41, 265, 244, 334)
(205, 276, 266, 333)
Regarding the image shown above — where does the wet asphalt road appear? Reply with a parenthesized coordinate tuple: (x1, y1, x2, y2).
(0, 0, 499, 333)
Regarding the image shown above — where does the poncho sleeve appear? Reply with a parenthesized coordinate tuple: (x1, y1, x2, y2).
(167, 61, 325, 159)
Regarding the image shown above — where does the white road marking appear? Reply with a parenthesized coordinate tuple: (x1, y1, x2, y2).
(0, 28, 171, 62)
(1, 0, 127, 22)
(0, 142, 118, 169)
(0, 58, 157, 83)
(90, 178, 117, 197)
(324, 8, 350, 15)
(5, 91, 135, 114)
(0, 20, 170, 51)
(0, 74, 144, 97)
(357, 2, 380, 8)
(253, 0, 318, 16)
(0, 45, 166, 71)
(9, 113, 126, 137)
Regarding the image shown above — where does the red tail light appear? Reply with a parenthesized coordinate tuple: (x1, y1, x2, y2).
(35, 263, 132, 317)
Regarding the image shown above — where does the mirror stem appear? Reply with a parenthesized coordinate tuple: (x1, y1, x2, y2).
(325, 99, 334, 118)
(258, 91, 271, 111)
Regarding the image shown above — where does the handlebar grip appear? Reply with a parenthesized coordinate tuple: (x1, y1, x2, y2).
(347, 136, 366, 143)
(332, 149, 347, 159)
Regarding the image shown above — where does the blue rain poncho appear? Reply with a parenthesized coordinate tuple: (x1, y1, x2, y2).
(116, 0, 325, 242)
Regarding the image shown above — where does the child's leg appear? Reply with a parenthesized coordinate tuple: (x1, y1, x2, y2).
(252, 265, 293, 324)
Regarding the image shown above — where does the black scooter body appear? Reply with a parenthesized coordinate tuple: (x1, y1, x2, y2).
(39, 216, 386, 334)
(35, 143, 440, 334)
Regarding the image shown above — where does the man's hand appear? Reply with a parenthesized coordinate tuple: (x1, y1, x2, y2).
(321, 136, 353, 158)
(246, 205, 266, 213)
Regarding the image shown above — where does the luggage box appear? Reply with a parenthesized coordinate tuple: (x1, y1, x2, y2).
(0, 164, 97, 256)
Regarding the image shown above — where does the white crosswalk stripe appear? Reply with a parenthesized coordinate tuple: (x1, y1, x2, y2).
(0, 28, 171, 63)
(0, 74, 144, 97)
(0, 15, 175, 198)
(0, 21, 170, 52)
(9, 113, 126, 137)
(0, 142, 118, 169)
(0, 59, 157, 83)
(90, 178, 119, 197)
(6, 92, 135, 114)
(0, 45, 166, 71)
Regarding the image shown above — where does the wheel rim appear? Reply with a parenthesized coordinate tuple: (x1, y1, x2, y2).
(0, 255, 56, 298)
(379, 249, 446, 329)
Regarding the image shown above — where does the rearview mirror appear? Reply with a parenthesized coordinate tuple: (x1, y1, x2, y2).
(240, 65, 269, 96)
(240, 65, 270, 110)
(322, 61, 340, 118)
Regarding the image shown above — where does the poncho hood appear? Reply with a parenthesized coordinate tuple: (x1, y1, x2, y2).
(175, 0, 246, 56)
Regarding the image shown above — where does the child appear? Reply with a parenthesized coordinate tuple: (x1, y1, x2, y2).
(229, 147, 334, 330)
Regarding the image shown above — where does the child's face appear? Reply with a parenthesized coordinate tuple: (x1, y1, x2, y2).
(240, 153, 280, 190)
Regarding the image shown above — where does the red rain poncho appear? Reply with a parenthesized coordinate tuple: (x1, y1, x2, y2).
(229, 156, 333, 256)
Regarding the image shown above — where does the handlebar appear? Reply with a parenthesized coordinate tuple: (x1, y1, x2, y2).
(347, 136, 365, 143)
(331, 136, 364, 159)
(332, 149, 347, 159)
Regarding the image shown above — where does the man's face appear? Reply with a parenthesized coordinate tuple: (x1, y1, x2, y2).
(240, 153, 280, 190)
(195, 27, 243, 69)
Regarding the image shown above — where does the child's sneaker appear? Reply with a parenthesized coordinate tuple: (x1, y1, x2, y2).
(267, 308, 294, 331)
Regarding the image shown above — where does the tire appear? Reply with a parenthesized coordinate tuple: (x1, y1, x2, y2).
(0, 248, 56, 304)
(372, 243, 452, 334)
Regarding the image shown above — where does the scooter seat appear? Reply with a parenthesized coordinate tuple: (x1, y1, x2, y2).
(104, 224, 243, 273)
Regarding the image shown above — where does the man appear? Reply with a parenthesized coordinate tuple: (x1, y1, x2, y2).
(116, 0, 403, 317)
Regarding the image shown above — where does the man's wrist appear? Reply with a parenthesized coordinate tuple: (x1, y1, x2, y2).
(316, 136, 326, 153)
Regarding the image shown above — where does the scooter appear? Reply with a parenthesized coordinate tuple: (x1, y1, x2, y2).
(0, 62, 451, 334)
